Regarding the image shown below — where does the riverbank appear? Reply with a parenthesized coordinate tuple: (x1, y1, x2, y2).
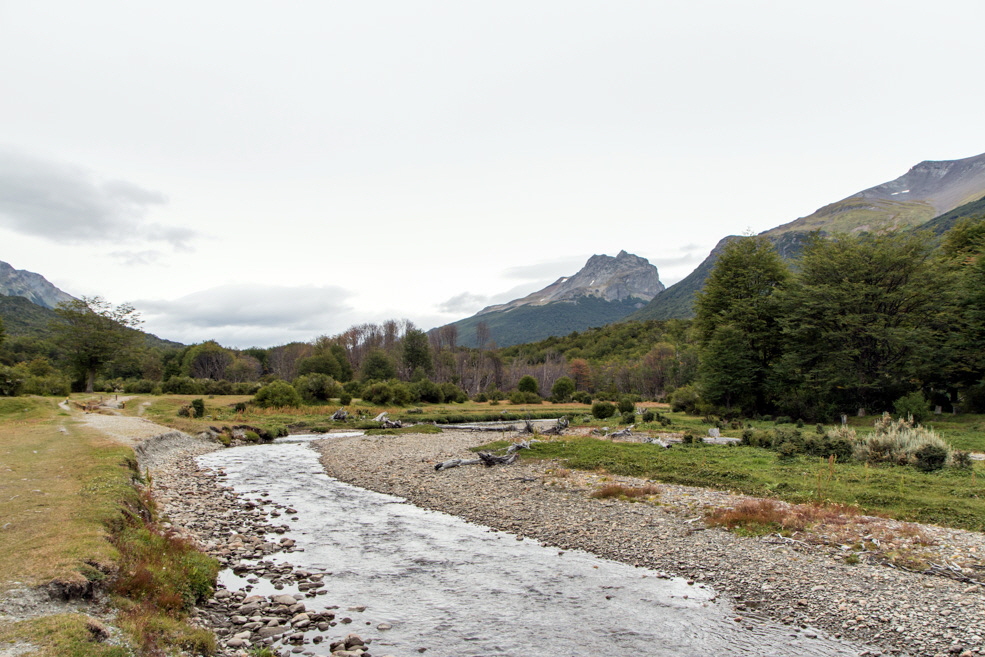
(315, 430, 985, 657)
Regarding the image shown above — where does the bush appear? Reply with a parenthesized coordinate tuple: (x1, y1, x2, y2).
(617, 396, 635, 414)
(253, 380, 302, 408)
(162, 376, 205, 395)
(343, 380, 364, 398)
(620, 411, 635, 424)
(203, 379, 233, 396)
(641, 410, 655, 423)
(591, 401, 616, 419)
(294, 373, 341, 403)
(390, 382, 414, 406)
(854, 413, 951, 467)
(517, 375, 539, 395)
(123, 379, 157, 394)
(20, 374, 71, 396)
(550, 376, 575, 403)
(669, 384, 700, 414)
(339, 392, 353, 405)
(509, 391, 542, 405)
(571, 391, 592, 404)
(190, 399, 205, 418)
(440, 382, 469, 404)
(362, 382, 394, 405)
(914, 444, 948, 472)
(893, 391, 931, 424)
(413, 379, 444, 404)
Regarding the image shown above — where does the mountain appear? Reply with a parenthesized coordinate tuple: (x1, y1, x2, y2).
(0, 260, 76, 309)
(631, 152, 985, 321)
(445, 251, 665, 348)
(0, 259, 182, 349)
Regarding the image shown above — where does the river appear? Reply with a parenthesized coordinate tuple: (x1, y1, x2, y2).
(197, 435, 869, 657)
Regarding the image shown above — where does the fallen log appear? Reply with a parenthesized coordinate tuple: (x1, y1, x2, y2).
(478, 452, 518, 466)
(643, 436, 671, 448)
(609, 425, 635, 438)
(331, 408, 349, 421)
(434, 458, 482, 471)
(540, 417, 569, 436)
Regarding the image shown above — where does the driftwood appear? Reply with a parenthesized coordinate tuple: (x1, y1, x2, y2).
(435, 440, 536, 471)
(373, 412, 403, 429)
(643, 436, 671, 448)
(540, 417, 569, 436)
(434, 458, 482, 471)
(331, 408, 349, 421)
(609, 425, 635, 438)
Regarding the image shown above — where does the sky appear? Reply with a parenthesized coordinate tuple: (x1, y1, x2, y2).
(1, 1, 984, 348)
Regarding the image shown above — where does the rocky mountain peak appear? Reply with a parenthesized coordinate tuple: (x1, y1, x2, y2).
(477, 251, 664, 316)
(0, 260, 76, 309)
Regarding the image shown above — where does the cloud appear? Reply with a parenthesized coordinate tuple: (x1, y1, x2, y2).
(437, 292, 488, 314)
(501, 257, 587, 280)
(110, 249, 164, 266)
(137, 284, 355, 347)
(0, 147, 196, 250)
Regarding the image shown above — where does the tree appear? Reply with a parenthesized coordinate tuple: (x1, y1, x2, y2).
(568, 358, 591, 391)
(253, 380, 302, 408)
(694, 236, 788, 413)
(182, 341, 233, 380)
(777, 231, 940, 417)
(361, 349, 396, 381)
(51, 296, 142, 392)
(517, 374, 539, 395)
(0, 316, 5, 348)
(402, 328, 433, 376)
(550, 376, 575, 402)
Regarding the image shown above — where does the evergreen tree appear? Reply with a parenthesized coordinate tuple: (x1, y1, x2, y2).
(777, 231, 940, 417)
(694, 236, 788, 413)
(402, 328, 433, 375)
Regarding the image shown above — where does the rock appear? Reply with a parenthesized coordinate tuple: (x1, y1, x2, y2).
(377, 622, 392, 631)
(272, 594, 299, 606)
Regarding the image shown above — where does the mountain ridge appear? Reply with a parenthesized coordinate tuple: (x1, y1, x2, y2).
(443, 251, 664, 348)
(0, 260, 76, 309)
(631, 151, 985, 322)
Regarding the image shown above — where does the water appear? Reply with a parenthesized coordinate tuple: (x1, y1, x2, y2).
(197, 435, 868, 657)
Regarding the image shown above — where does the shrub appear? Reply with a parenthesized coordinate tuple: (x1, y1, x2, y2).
(617, 396, 635, 414)
(123, 379, 157, 394)
(232, 382, 261, 395)
(591, 401, 616, 419)
(894, 391, 931, 424)
(440, 382, 469, 403)
(161, 376, 204, 395)
(914, 444, 948, 472)
(294, 373, 341, 403)
(669, 384, 700, 414)
(854, 413, 951, 467)
(390, 382, 414, 406)
(343, 380, 364, 398)
(413, 379, 444, 404)
(339, 392, 353, 405)
(20, 374, 71, 396)
(776, 441, 799, 460)
(509, 391, 542, 405)
(362, 382, 394, 405)
(620, 411, 635, 424)
(641, 410, 655, 423)
(517, 375, 539, 395)
(951, 450, 973, 470)
(774, 416, 793, 425)
(550, 376, 575, 403)
(253, 380, 302, 408)
(190, 399, 205, 418)
(571, 391, 592, 404)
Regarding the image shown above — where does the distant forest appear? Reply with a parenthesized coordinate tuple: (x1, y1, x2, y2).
(2, 216, 984, 422)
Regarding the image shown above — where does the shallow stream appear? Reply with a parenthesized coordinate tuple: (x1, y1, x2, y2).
(197, 435, 868, 657)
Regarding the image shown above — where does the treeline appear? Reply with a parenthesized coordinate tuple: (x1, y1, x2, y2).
(684, 217, 985, 421)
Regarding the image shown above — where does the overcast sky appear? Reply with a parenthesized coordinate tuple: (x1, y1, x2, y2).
(1, 1, 983, 347)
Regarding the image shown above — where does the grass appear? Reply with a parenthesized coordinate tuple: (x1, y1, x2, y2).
(704, 498, 860, 537)
(512, 437, 985, 531)
(0, 614, 130, 657)
(0, 396, 219, 656)
(590, 483, 661, 501)
(0, 397, 136, 592)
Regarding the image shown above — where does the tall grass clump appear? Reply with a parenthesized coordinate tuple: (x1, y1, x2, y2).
(854, 413, 952, 471)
